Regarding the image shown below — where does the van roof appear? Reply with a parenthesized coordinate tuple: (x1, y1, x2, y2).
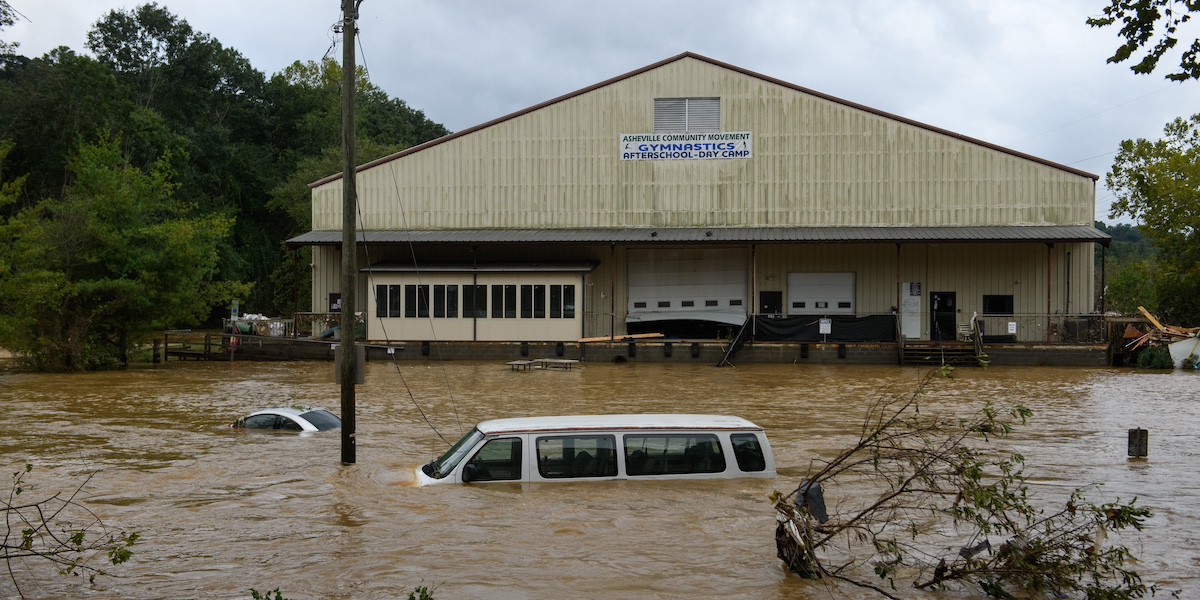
(475, 414, 764, 435)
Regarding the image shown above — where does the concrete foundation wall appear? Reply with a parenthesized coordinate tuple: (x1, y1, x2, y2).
(346, 340, 1106, 367)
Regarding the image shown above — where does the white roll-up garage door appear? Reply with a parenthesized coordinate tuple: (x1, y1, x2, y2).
(627, 248, 748, 326)
(787, 272, 856, 315)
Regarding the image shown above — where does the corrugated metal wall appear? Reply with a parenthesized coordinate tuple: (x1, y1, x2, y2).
(311, 56, 1094, 232)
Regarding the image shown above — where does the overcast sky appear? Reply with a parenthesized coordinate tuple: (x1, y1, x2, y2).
(8, 0, 1200, 223)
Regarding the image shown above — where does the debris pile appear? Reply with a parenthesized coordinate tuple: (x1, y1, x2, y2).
(1127, 306, 1199, 369)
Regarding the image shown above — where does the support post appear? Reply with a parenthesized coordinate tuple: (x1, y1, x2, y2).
(1046, 243, 1053, 343)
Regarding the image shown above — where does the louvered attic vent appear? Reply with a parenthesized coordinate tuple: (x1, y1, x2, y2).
(653, 98, 720, 132)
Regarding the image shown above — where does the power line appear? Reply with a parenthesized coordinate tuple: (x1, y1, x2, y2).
(1013, 83, 1178, 145)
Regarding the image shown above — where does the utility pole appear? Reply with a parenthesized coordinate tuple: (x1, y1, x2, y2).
(339, 0, 361, 465)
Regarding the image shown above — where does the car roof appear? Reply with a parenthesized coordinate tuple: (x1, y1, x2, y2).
(247, 406, 327, 418)
(475, 414, 763, 435)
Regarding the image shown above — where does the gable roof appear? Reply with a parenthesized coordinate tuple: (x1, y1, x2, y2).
(312, 51, 1097, 188)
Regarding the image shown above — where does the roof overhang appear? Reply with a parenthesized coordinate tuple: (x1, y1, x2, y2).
(363, 262, 598, 274)
(288, 226, 1112, 247)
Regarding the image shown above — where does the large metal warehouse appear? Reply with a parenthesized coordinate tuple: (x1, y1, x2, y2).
(288, 52, 1109, 347)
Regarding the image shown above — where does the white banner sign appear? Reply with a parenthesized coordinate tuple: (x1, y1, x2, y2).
(620, 132, 753, 161)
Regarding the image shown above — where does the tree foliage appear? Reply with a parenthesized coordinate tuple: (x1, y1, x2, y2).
(0, 136, 245, 371)
(774, 367, 1157, 599)
(1088, 0, 1200, 81)
(0, 0, 17, 62)
(1094, 222, 1159, 314)
(1106, 115, 1200, 325)
(0, 2, 451, 366)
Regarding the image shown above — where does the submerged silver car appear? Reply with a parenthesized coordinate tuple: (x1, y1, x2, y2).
(231, 407, 342, 432)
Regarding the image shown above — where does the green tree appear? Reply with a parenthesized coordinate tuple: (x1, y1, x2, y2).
(0, 0, 18, 62)
(86, 4, 287, 316)
(269, 57, 449, 157)
(1107, 115, 1200, 325)
(0, 136, 247, 371)
(0, 48, 136, 208)
(266, 139, 407, 315)
(1094, 222, 1159, 314)
(1088, 0, 1200, 80)
(1, 2, 450, 323)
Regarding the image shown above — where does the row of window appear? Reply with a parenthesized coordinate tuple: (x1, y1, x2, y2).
(792, 301, 853, 309)
(466, 433, 766, 482)
(375, 284, 576, 319)
(632, 299, 742, 309)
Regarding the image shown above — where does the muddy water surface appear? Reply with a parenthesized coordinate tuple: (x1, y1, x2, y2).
(1, 359, 1197, 598)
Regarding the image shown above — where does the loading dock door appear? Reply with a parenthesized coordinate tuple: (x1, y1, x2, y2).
(626, 248, 748, 325)
(787, 273, 856, 315)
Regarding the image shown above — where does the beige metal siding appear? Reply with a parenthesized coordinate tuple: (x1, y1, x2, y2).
(753, 241, 1095, 342)
(312, 57, 1094, 232)
(312, 246, 340, 312)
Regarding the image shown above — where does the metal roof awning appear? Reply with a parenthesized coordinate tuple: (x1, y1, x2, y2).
(362, 262, 598, 274)
(289, 225, 1112, 247)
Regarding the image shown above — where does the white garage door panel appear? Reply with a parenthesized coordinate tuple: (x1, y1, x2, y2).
(627, 248, 747, 324)
(787, 272, 855, 315)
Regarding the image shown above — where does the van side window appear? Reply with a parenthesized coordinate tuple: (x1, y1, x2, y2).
(466, 437, 522, 481)
(730, 433, 767, 472)
(624, 434, 725, 475)
(536, 435, 617, 478)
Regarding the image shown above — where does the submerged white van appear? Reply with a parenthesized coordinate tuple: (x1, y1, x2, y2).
(416, 414, 775, 485)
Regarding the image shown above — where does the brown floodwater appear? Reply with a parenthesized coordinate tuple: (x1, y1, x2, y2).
(1, 358, 1197, 599)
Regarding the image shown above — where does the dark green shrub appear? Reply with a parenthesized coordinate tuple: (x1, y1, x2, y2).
(1135, 345, 1175, 369)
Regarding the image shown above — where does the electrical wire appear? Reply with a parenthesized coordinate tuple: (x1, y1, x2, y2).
(352, 28, 462, 445)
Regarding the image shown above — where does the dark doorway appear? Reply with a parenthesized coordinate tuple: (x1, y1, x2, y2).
(759, 291, 783, 316)
(930, 291, 956, 341)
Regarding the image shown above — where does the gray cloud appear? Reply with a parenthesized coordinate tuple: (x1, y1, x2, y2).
(9, 0, 1200, 222)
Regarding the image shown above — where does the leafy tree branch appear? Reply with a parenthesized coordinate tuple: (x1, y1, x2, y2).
(774, 366, 1159, 598)
(1088, 0, 1200, 81)
(1, 464, 138, 598)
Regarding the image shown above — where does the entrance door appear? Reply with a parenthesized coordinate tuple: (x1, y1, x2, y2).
(759, 291, 782, 316)
(930, 292, 956, 341)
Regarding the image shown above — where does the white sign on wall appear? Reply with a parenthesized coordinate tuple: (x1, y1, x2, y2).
(619, 132, 753, 161)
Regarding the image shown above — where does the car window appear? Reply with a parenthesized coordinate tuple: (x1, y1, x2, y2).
(300, 410, 341, 431)
(277, 416, 304, 431)
(243, 414, 277, 429)
(730, 433, 767, 472)
(624, 434, 725, 475)
(466, 437, 522, 481)
(536, 435, 617, 478)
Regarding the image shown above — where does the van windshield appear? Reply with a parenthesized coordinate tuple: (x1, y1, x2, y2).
(431, 428, 485, 479)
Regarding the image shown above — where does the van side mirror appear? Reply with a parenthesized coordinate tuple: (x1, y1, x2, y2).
(462, 463, 477, 483)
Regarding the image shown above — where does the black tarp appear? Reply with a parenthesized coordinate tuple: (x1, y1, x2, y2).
(752, 315, 897, 342)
